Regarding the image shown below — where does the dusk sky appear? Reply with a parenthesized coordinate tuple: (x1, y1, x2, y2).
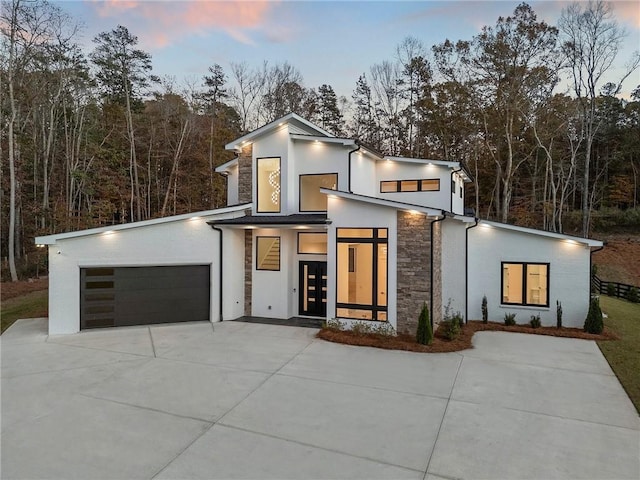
(62, 0, 640, 99)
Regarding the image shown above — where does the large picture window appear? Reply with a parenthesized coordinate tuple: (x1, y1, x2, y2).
(502, 262, 549, 307)
(300, 173, 338, 212)
(336, 228, 388, 321)
(256, 237, 281, 271)
(257, 157, 280, 213)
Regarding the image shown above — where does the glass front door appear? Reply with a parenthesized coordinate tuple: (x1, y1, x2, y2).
(299, 261, 327, 317)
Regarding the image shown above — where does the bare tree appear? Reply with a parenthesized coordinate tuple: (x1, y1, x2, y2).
(559, 0, 640, 236)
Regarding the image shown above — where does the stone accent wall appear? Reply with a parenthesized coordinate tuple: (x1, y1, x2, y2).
(244, 230, 252, 315)
(396, 211, 437, 335)
(238, 144, 253, 204)
(432, 220, 443, 325)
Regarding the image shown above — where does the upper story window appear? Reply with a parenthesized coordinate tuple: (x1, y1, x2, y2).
(257, 157, 280, 213)
(380, 179, 440, 193)
(300, 173, 338, 212)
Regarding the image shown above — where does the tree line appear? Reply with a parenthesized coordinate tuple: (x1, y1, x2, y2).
(1, 0, 638, 280)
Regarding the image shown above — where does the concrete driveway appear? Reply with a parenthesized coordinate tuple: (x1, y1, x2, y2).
(1, 318, 638, 480)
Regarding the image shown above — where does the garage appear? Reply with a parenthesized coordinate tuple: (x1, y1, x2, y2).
(80, 265, 210, 329)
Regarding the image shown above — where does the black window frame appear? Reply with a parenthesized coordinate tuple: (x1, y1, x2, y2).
(297, 232, 328, 255)
(501, 261, 550, 307)
(380, 179, 440, 193)
(336, 227, 388, 322)
(299, 172, 338, 213)
(256, 156, 281, 214)
(256, 236, 281, 271)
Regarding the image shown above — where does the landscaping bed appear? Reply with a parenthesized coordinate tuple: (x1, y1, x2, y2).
(317, 320, 616, 353)
(1, 277, 48, 301)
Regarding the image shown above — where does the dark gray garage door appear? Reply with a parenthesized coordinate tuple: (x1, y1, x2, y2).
(80, 265, 210, 329)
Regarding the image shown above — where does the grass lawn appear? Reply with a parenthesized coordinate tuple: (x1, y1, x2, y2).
(598, 296, 640, 413)
(1, 289, 48, 334)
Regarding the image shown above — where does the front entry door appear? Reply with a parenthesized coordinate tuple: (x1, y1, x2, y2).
(299, 261, 327, 317)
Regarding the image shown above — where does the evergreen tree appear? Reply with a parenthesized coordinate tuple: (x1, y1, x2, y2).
(416, 302, 433, 345)
(317, 84, 343, 135)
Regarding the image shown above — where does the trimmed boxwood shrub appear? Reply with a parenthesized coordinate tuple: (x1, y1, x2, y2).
(584, 296, 604, 334)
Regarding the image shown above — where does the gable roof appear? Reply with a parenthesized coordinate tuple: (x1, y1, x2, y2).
(226, 113, 334, 152)
(35, 204, 250, 245)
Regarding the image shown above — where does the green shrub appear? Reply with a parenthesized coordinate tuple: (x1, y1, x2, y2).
(556, 300, 562, 329)
(584, 296, 604, 334)
(607, 283, 616, 296)
(504, 313, 516, 326)
(443, 318, 461, 341)
(481, 295, 488, 323)
(626, 287, 639, 303)
(530, 314, 541, 329)
(416, 302, 433, 345)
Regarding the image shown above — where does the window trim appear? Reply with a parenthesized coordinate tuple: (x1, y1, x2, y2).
(297, 232, 328, 255)
(256, 156, 281, 214)
(256, 236, 281, 271)
(335, 227, 388, 322)
(380, 179, 440, 193)
(299, 172, 339, 213)
(500, 261, 550, 307)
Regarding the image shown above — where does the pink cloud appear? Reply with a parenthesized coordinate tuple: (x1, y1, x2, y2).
(89, 0, 282, 48)
(611, 1, 640, 29)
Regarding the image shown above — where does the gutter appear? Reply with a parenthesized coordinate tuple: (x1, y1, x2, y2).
(589, 242, 606, 299)
(347, 142, 361, 193)
(429, 211, 446, 328)
(450, 167, 463, 213)
(210, 225, 224, 321)
(465, 218, 480, 323)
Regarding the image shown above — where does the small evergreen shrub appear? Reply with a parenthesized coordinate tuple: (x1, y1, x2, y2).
(583, 296, 604, 334)
(529, 314, 541, 329)
(504, 313, 516, 326)
(556, 300, 562, 329)
(481, 295, 488, 323)
(626, 287, 639, 303)
(443, 318, 461, 340)
(416, 302, 433, 345)
(606, 283, 616, 296)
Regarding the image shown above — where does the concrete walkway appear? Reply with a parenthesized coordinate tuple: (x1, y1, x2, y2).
(1, 318, 638, 480)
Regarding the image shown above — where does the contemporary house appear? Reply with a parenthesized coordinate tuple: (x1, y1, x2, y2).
(36, 113, 602, 335)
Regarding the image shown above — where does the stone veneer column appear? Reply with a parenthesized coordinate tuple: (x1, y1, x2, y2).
(244, 230, 252, 316)
(238, 144, 253, 204)
(396, 211, 435, 335)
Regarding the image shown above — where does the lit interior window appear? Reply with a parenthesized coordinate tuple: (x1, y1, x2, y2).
(298, 232, 328, 254)
(256, 237, 280, 270)
(502, 262, 548, 307)
(257, 157, 280, 213)
(300, 174, 337, 212)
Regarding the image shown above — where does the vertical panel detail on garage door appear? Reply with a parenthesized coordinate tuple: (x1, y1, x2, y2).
(80, 265, 210, 329)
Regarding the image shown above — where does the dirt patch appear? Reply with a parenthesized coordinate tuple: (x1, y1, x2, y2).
(316, 320, 616, 353)
(593, 235, 640, 286)
(1, 278, 48, 302)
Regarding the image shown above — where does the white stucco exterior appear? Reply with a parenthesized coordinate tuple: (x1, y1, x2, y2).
(467, 222, 594, 328)
(37, 207, 247, 334)
(38, 113, 601, 335)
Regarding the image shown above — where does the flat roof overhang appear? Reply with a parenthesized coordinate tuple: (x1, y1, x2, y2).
(208, 214, 331, 229)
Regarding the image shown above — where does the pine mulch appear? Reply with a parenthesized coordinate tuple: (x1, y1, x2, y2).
(316, 320, 616, 353)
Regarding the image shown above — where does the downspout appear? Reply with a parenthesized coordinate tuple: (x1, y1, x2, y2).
(430, 211, 446, 328)
(590, 243, 605, 299)
(211, 225, 224, 321)
(450, 167, 463, 213)
(465, 218, 480, 323)
(347, 142, 360, 193)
